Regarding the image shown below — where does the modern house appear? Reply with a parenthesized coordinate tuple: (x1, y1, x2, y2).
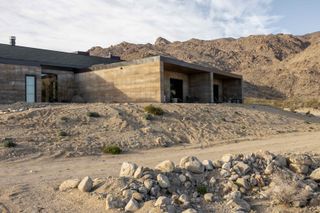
(0, 37, 243, 104)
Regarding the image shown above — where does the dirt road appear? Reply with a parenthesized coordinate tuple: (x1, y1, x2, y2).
(1, 131, 320, 185)
(0, 131, 320, 212)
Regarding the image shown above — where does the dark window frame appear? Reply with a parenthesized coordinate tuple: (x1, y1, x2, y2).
(25, 74, 37, 103)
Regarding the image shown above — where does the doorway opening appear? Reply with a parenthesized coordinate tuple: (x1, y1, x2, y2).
(170, 78, 183, 103)
(41, 73, 58, 102)
(213, 84, 219, 103)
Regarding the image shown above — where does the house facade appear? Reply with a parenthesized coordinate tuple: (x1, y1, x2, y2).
(0, 41, 242, 104)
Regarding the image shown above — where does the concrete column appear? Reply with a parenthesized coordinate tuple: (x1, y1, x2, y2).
(160, 61, 165, 103)
(210, 72, 214, 103)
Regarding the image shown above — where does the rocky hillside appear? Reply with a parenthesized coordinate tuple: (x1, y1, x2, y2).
(89, 32, 320, 100)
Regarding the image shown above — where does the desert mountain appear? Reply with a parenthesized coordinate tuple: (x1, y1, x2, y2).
(89, 32, 320, 100)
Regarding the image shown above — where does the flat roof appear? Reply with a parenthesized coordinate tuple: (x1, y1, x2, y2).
(90, 55, 242, 79)
(0, 43, 121, 70)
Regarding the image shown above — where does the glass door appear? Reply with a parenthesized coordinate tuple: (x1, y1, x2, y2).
(26, 75, 36, 103)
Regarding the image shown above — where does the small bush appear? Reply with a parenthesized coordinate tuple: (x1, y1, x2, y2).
(196, 185, 208, 195)
(144, 113, 152, 120)
(2, 138, 16, 148)
(144, 105, 164, 116)
(87, 112, 101, 118)
(60, 116, 69, 121)
(102, 145, 122, 155)
(267, 173, 311, 207)
(59, 131, 68, 137)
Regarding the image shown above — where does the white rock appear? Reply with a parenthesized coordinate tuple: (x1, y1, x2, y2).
(157, 174, 170, 188)
(144, 179, 153, 190)
(289, 154, 312, 166)
(235, 162, 251, 175)
(209, 177, 217, 186)
(78, 176, 93, 192)
(133, 166, 144, 178)
(120, 162, 137, 177)
(204, 193, 214, 202)
(179, 174, 187, 182)
(179, 194, 189, 205)
(202, 160, 214, 171)
(227, 198, 251, 212)
(221, 154, 234, 163)
(289, 163, 309, 174)
(180, 156, 204, 173)
(125, 198, 140, 212)
(182, 208, 197, 213)
(222, 162, 231, 171)
(59, 179, 80, 191)
(155, 160, 175, 173)
(154, 196, 171, 207)
(310, 168, 320, 181)
(106, 194, 119, 210)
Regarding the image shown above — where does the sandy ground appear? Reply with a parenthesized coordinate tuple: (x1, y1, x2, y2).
(1, 103, 320, 161)
(0, 130, 320, 213)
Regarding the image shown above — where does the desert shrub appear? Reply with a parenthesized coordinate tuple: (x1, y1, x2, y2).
(87, 112, 100, 118)
(2, 138, 16, 148)
(60, 116, 69, 121)
(102, 145, 122, 155)
(144, 105, 164, 116)
(196, 185, 208, 195)
(267, 173, 311, 207)
(59, 131, 68, 137)
(144, 113, 152, 120)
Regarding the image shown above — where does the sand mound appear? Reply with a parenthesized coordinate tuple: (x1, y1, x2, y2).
(1, 103, 319, 160)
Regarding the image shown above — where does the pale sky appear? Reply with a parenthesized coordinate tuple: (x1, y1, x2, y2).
(0, 0, 319, 52)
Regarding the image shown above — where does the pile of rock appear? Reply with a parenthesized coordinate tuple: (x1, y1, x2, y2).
(59, 151, 320, 212)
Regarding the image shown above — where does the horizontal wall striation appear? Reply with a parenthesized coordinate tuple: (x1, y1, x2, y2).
(42, 69, 75, 102)
(0, 63, 41, 104)
(189, 72, 212, 103)
(75, 61, 162, 103)
(222, 78, 243, 101)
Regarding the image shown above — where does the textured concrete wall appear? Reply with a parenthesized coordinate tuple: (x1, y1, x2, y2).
(163, 71, 189, 102)
(222, 78, 243, 102)
(0, 63, 41, 104)
(42, 69, 75, 102)
(75, 61, 162, 103)
(189, 72, 212, 103)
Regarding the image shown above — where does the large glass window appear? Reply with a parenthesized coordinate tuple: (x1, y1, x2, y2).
(26, 75, 36, 103)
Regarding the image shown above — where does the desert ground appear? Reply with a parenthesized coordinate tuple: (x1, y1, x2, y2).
(0, 103, 320, 213)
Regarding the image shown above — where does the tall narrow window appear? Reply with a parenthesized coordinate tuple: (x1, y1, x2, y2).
(26, 75, 36, 103)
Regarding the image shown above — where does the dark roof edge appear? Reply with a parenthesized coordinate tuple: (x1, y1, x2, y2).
(0, 43, 108, 60)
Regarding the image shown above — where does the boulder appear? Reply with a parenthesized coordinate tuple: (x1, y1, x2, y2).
(289, 163, 309, 174)
(125, 198, 140, 212)
(179, 174, 187, 182)
(204, 193, 214, 202)
(78, 176, 93, 192)
(256, 150, 274, 162)
(133, 166, 144, 179)
(154, 196, 171, 207)
(227, 198, 251, 212)
(59, 179, 80, 191)
(180, 156, 204, 173)
(182, 209, 197, 213)
(235, 178, 250, 190)
(202, 160, 214, 171)
(106, 194, 121, 210)
(120, 162, 137, 177)
(221, 154, 234, 163)
(155, 160, 175, 173)
(157, 174, 170, 188)
(310, 168, 320, 181)
(235, 162, 251, 175)
(222, 162, 231, 171)
(144, 179, 154, 190)
(289, 154, 313, 166)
